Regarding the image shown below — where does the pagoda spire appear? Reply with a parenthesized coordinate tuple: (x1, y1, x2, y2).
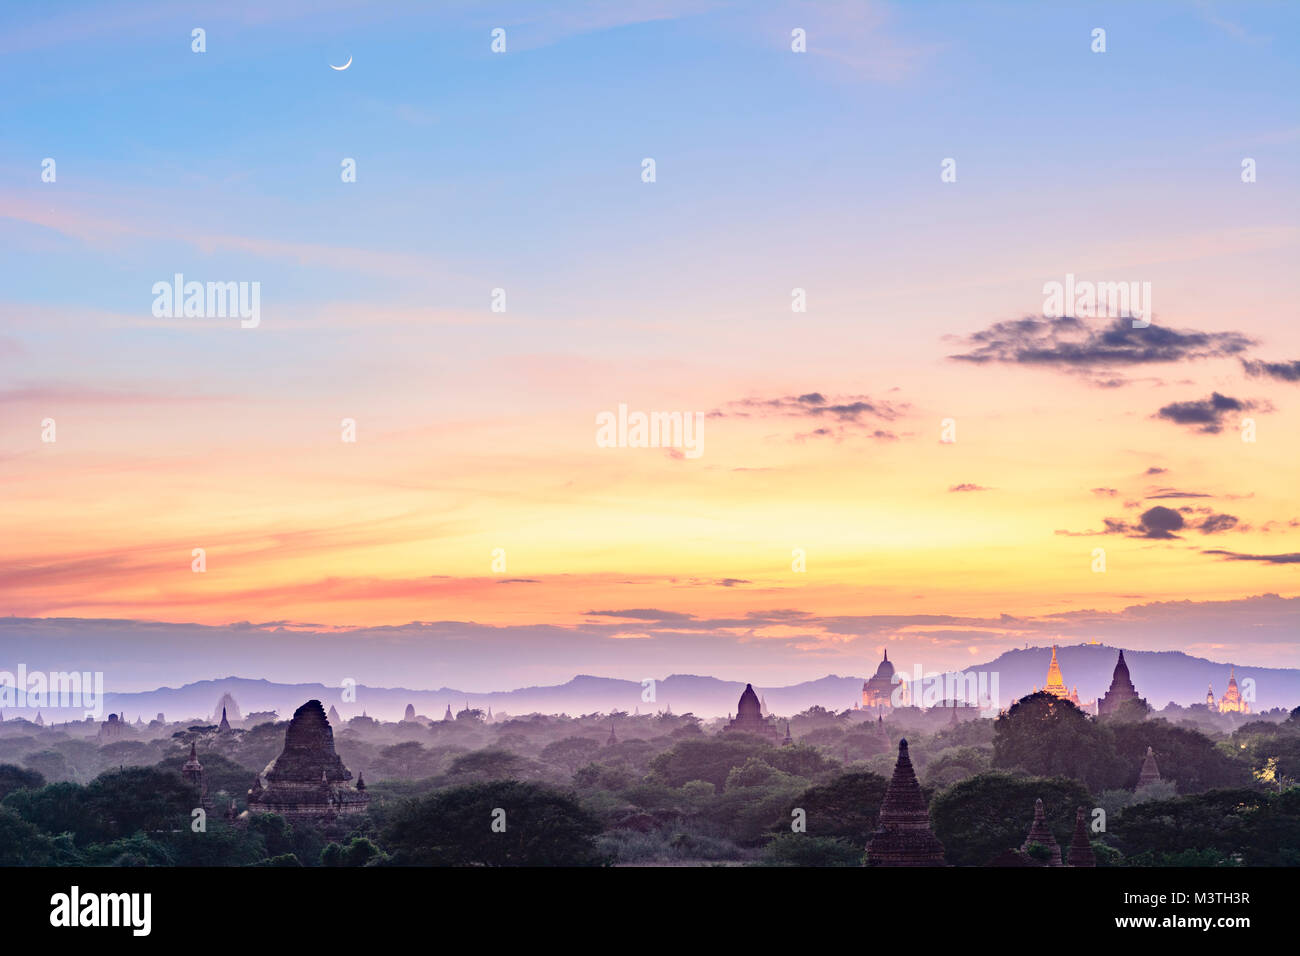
(1020, 798, 1063, 866)
(865, 739, 946, 866)
(1137, 745, 1161, 789)
(1068, 806, 1096, 867)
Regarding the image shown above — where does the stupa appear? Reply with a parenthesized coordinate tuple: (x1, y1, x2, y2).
(1137, 745, 1161, 789)
(1020, 798, 1063, 866)
(1067, 806, 1095, 867)
(865, 739, 947, 866)
(1096, 650, 1146, 716)
(1041, 646, 1081, 706)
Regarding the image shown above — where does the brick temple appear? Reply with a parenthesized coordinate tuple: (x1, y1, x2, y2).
(245, 699, 369, 821)
(865, 739, 947, 866)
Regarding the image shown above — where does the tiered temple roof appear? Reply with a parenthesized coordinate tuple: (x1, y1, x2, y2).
(1068, 806, 1095, 867)
(1041, 646, 1081, 706)
(245, 700, 368, 821)
(1096, 649, 1145, 716)
(1217, 667, 1250, 714)
(1020, 798, 1063, 866)
(1137, 745, 1161, 789)
(865, 739, 946, 866)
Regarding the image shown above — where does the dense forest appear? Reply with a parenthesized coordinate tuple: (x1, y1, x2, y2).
(2, 695, 1298, 866)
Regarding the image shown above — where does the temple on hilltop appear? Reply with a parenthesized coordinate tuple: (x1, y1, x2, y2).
(1021, 798, 1063, 866)
(1096, 650, 1146, 716)
(862, 649, 905, 710)
(1037, 646, 1081, 706)
(1137, 746, 1161, 789)
(723, 685, 779, 740)
(865, 739, 947, 866)
(244, 700, 369, 821)
(1068, 806, 1095, 867)
(1216, 667, 1250, 714)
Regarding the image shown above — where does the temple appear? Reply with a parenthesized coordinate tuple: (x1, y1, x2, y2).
(722, 684, 779, 740)
(1216, 667, 1250, 714)
(245, 700, 369, 821)
(1020, 798, 1063, 866)
(1096, 649, 1146, 716)
(865, 739, 946, 866)
(1068, 806, 1095, 867)
(1137, 745, 1161, 789)
(1040, 646, 1081, 706)
(213, 693, 241, 723)
(98, 712, 129, 741)
(327, 704, 341, 723)
(217, 707, 232, 733)
(862, 649, 903, 710)
(182, 741, 207, 808)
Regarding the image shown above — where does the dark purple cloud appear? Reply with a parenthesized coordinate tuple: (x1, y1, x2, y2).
(1203, 551, 1300, 564)
(1154, 392, 1258, 434)
(948, 316, 1254, 372)
(1241, 358, 1300, 382)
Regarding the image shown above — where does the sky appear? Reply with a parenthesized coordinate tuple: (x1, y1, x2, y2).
(1, 1, 1297, 692)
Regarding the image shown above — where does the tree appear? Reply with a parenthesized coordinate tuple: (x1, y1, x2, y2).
(648, 736, 774, 789)
(2, 781, 86, 841)
(0, 806, 56, 865)
(1112, 788, 1300, 866)
(785, 772, 888, 846)
(540, 737, 603, 773)
(761, 833, 861, 866)
(446, 748, 531, 781)
(80, 767, 193, 844)
(321, 836, 384, 867)
(929, 771, 1093, 867)
(1109, 719, 1250, 793)
(993, 692, 1125, 790)
(383, 781, 603, 866)
(0, 764, 44, 801)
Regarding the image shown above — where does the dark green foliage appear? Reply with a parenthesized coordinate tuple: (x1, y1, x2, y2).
(1112, 787, 1300, 866)
(784, 772, 888, 846)
(0, 763, 45, 800)
(1109, 719, 1251, 792)
(648, 736, 774, 789)
(929, 771, 1093, 867)
(993, 693, 1127, 790)
(761, 833, 862, 866)
(383, 780, 602, 866)
(0, 806, 57, 865)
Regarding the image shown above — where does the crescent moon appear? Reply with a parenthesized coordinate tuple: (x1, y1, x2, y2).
(330, 56, 352, 71)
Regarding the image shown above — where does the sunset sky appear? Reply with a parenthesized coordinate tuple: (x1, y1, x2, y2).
(1, 1, 1297, 690)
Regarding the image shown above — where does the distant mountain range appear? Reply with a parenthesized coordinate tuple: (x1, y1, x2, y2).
(7, 644, 1296, 724)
